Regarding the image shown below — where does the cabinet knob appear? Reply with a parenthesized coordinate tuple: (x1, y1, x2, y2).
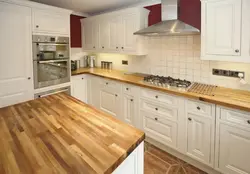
(106, 82, 108, 85)
(235, 49, 240, 53)
(28, 77, 31, 80)
(126, 88, 129, 91)
(154, 118, 158, 121)
(121, 47, 124, 49)
(116, 47, 118, 49)
(115, 94, 118, 97)
(155, 108, 158, 111)
(188, 117, 192, 121)
(93, 46, 95, 49)
(130, 99, 133, 102)
(155, 95, 158, 99)
(102, 46, 104, 49)
(82, 78, 84, 80)
(36, 25, 39, 28)
(247, 120, 250, 124)
(197, 106, 201, 110)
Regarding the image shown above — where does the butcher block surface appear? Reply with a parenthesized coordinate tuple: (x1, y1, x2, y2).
(0, 93, 145, 174)
(72, 68, 250, 112)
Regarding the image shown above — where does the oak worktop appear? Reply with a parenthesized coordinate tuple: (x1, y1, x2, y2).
(0, 93, 145, 174)
(72, 68, 250, 112)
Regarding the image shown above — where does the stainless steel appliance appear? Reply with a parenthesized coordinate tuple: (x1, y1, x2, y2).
(134, 0, 200, 36)
(80, 56, 89, 68)
(88, 55, 96, 68)
(143, 75, 192, 91)
(33, 35, 70, 89)
(34, 86, 70, 98)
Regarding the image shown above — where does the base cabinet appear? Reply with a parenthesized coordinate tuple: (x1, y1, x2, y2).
(186, 113, 212, 165)
(71, 75, 87, 103)
(123, 94, 136, 125)
(217, 124, 250, 174)
(112, 142, 144, 174)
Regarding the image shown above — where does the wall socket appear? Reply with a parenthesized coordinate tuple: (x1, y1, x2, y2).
(122, 60, 128, 65)
(212, 69, 245, 78)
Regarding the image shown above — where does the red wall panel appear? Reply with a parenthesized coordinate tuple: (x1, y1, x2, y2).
(70, 15, 85, 48)
(144, 0, 201, 30)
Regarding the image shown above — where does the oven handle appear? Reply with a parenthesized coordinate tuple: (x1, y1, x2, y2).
(38, 60, 68, 64)
(36, 43, 68, 46)
(38, 89, 69, 98)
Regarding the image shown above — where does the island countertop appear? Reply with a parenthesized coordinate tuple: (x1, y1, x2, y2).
(72, 67, 250, 112)
(0, 93, 145, 174)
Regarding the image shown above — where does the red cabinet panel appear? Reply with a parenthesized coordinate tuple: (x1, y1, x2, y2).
(70, 15, 85, 48)
(144, 0, 201, 30)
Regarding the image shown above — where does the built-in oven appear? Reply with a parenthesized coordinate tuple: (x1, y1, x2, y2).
(32, 35, 70, 89)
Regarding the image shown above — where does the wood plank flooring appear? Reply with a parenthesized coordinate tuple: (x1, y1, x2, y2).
(144, 142, 207, 174)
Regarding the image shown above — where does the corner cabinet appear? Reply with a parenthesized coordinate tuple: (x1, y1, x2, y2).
(215, 107, 250, 174)
(201, 0, 250, 63)
(81, 7, 149, 55)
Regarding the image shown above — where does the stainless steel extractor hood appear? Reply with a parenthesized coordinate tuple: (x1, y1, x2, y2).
(134, 0, 200, 36)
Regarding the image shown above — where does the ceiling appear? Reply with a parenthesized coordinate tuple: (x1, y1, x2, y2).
(30, 0, 159, 15)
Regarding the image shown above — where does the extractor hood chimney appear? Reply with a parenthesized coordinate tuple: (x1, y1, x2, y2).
(134, 0, 200, 36)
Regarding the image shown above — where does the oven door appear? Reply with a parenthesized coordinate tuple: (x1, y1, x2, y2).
(33, 43, 69, 60)
(33, 59, 70, 89)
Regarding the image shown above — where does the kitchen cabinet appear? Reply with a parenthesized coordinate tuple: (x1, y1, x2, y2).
(201, 0, 250, 63)
(81, 7, 149, 55)
(123, 94, 136, 125)
(185, 100, 215, 166)
(32, 9, 70, 35)
(88, 76, 101, 108)
(82, 19, 99, 50)
(215, 107, 250, 174)
(71, 75, 87, 103)
(0, 2, 33, 108)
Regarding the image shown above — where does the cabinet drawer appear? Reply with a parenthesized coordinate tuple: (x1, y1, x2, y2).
(220, 108, 250, 128)
(100, 79, 122, 93)
(140, 89, 178, 106)
(142, 111, 177, 148)
(123, 84, 137, 95)
(186, 100, 212, 117)
(140, 99, 178, 121)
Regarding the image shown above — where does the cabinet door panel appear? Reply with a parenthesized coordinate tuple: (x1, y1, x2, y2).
(123, 94, 135, 125)
(71, 76, 87, 103)
(218, 124, 250, 174)
(109, 17, 121, 51)
(122, 14, 137, 52)
(205, 0, 242, 56)
(33, 9, 69, 34)
(187, 113, 211, 164)
(99, 20, 109, 50)
(0, 2, 33, 108)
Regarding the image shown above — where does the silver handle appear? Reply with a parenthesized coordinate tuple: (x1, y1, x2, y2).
(37, 43, 68, 46)
(38, 60, 67, 64)
(235, 49, 240, 53)
(38, 89, 69, 98)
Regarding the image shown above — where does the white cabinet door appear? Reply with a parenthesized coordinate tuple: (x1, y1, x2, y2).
(71, 76, 87, 103)
(82, 20, 99, 50)
(186, 113, 212, 165)
(121, 13, 137, 53)
(108, 16, 122, 52)
(89, 77, 100, 108)
(100, 89, 121, 119)
(217, 124, 250, 174)
(99, 20, 109, 50)
(0, 2, 33, 108)
(123, 94, 135, 125)
(32, 9, 69, 35)
(204, 0, 242, 56)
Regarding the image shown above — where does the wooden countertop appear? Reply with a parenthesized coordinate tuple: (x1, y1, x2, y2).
(72, 68, 250, 112)
(0, 93, 145, 174)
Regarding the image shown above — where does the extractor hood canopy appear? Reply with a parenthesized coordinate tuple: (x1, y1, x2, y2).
(134, 0, 200, 36)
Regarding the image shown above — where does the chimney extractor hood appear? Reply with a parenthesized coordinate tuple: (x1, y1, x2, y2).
(134, 0, 200, 36)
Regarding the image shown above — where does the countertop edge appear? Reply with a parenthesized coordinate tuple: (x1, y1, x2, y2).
(72, 71, 250, 113)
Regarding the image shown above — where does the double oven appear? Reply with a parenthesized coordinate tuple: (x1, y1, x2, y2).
(33, 35, 70, 89)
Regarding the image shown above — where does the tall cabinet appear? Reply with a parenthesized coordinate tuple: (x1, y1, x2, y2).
(0, 2, 33, 108)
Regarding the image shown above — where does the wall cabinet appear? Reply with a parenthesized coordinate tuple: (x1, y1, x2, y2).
(201, 0, 250, 63)
(32, 9, 70, 35)
(81, 7, 149, 55)
(0, 2, 33, 108)
(71, 75, 87, 103)
(215, 107, 250, 174)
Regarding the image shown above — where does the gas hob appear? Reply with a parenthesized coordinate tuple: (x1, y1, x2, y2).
(143, 75, 192, 91)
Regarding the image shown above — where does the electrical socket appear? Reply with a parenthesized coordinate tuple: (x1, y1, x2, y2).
(212, 69, 245, 78)
(122, 60, 128, 65)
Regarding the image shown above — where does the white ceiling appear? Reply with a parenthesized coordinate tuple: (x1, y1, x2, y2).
(30, 0, 160, 15)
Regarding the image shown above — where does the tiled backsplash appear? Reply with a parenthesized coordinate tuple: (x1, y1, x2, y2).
(94, 36, 250, 91)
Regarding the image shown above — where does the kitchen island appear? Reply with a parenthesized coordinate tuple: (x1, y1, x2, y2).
(0, 93, 145, 174)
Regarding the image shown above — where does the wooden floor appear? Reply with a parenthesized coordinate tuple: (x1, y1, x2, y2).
(144, 142, 207, 174)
